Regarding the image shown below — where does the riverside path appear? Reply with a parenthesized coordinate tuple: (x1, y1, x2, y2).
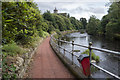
(28, 37, 75, 78)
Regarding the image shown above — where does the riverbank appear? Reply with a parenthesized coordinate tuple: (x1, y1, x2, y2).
(60, 32, 120, 78)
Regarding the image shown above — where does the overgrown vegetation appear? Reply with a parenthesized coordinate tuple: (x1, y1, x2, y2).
(43, 11, 82, 32)
(2, 52, 17, 79)
(2, 42, 26, 56)
(2, 1, 119, 79)
(81, 50, 100, 62)
(86, 2, 120, 40)
(2, 1, 83, 79)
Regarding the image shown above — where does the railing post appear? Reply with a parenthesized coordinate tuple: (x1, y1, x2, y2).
(72, 40, 74, 65)
(64, 49, 65, 57)
(64, 38, 66, 57)
(58, 38, 60, 52)
(89, 42, 92, 77)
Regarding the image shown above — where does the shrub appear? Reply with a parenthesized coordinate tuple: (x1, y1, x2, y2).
(2, 52, 17, 79)
(96, 56, 100, 62)
(81, 49, 100, 62)
(2, 42, 25, 56)
(91, 52, 96, 60)
(55, 29, 61, 35)
(42, 31, 49, 38)
(38, 29, 49, 38)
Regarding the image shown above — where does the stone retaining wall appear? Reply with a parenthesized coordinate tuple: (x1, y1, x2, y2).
(50, 32, 87, 79)
(14, 38, 44, 78)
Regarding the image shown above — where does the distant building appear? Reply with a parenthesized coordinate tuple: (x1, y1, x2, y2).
(53, 7, 67, 17)
(54, 7, 58, 13)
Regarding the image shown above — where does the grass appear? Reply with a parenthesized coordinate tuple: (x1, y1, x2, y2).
(81, 49, 100, 62)
(2, 42, 26, 56)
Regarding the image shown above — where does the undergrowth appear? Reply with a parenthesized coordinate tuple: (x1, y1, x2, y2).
(2, 52, 17, 79)
(2, 42, 26, 56)
(81, 49, 100, 62)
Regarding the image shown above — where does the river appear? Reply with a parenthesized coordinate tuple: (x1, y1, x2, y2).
(60, 32, 120, 79)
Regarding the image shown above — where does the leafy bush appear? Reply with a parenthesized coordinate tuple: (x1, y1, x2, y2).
(2, 42, 25, 56)
(55, 29, 61, 35)
(96, 56, 100, 62)
(42, 31, 49, 38)
(81, 49, 100, 62)
(54, 34, 59, 39)
(2, 53, 17, 79)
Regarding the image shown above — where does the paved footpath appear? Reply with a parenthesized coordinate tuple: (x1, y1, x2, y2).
(28, 37, 75, 78)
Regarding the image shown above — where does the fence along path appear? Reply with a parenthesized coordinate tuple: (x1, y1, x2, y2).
(50, 34, 120, 79)
(28, 37, 75, 78)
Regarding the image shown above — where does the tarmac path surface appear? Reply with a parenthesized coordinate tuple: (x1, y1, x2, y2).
(28, 37, 75, 78)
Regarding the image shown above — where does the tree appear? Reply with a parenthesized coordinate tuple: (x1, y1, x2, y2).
(53, 14, 66, 31)
(2, 2, 45, 44)
(86, 15, 100, 35)
(80, 18, 87, 29)
(60, 15, 72, 30)
(105, 2, 120, 39)
(70, 17, 82, 30)
(100, 15, 109, 35)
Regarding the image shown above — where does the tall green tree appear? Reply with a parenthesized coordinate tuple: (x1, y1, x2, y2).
(80, 18, 87, 29)
(86, 15, 100, 35)
(105, 2, 120, 39)
(2, 2, 44, 44)
(60, 15, 72, 30)
(53, 14, 66, 31)
(100, 15, 109, 35)
(70, 17, 82, 30)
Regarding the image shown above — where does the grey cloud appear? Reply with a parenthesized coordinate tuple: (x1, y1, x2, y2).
(36, 2, 108, 19)
(68, 6, 105, 14)
(86, 7, 105, 14)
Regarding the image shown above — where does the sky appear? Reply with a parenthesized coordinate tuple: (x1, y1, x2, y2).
(34, 0, 111, 20)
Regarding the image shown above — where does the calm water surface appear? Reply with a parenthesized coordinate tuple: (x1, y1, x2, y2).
(60, 32, 120, 78)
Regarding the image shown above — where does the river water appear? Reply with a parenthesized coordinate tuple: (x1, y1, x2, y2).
(60, 32, 120, 79)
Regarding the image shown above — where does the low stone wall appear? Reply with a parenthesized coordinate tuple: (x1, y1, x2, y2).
(17, 48, 37, 78)
(50, 33, 87, 79)
(14, 38, 44, 78)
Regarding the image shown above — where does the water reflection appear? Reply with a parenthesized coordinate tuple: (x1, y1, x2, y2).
(61, 32, 120, 78)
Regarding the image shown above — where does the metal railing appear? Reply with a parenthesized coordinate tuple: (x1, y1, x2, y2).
(50, 34, 120, 79)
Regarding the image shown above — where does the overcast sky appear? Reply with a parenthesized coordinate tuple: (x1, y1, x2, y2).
(34, 0, 111, 20)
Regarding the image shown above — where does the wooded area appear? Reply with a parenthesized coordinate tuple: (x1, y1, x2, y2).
(2, 2, 83, 78)
(2, 2, 83, 45)
(86, 2, 120, 40)
(1, 1, 120, 79)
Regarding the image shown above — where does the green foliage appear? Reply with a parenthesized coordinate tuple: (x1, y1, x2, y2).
(100, 15, 109, 35)
(43, 11, 82, 32)
(2, 53, 17, 79)
(41, 22, 49, 32)
(86, 15, 101, 35)
(53, 29, 62, 39)
(96, 56, 100, 62)
(104, 2, 120, 39)
(43, 11, 55, 22)
(80, 18, 87, 29)
(81, 49, 100, 62)
(47, 21, 55, 33)
(2, 2, 45, 45)
(55, 29, 61, 35)
(2, 42, 25, 56)
(70, 17, 82, 30)
(60, 15, 73, 30)
(42, 31, 49, 38)
(53, 14, 66, 31)
(87, 2, 120, 40)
